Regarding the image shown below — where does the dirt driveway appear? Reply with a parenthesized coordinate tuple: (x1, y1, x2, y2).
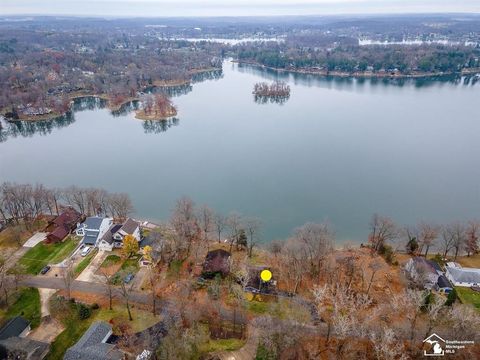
(27, 288, 65, 343)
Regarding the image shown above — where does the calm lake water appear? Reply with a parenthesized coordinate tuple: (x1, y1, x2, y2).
(1, 61, 480, 243)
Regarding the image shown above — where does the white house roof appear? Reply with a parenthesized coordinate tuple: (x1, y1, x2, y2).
(447, 267, 480, 284)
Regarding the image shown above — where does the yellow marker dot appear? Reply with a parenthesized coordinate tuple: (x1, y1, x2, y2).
(260, 269, 272, 282)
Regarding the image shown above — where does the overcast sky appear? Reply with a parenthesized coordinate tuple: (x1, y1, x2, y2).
(1, 0, 479, 17)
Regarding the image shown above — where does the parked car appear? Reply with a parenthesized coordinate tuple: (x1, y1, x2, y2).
(40, 265, 51, 275)
(124, 273, 135, 284)
(81, 246, 91, 257)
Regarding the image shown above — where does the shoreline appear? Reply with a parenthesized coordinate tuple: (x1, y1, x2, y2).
(234, 60, 480, 79)
(1, 67, 221, 123)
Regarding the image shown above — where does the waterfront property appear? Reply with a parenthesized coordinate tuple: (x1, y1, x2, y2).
(76, 217, 113, 247)
(45, 207, 83, 243)
(405, 257, 443, 289)
(98, 218, 141, 251)
(445, 264, 480, 287)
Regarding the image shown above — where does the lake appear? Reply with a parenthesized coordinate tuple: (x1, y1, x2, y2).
(1, 61, 480, 243)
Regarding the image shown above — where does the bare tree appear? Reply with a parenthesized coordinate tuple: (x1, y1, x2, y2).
(465, 221, 479, 257)
(391, 289, 426, 341)
(268, 240, 283, 258)
(0, 257, 14, 306)
(61, 258, 75, 300)
(418, 222, 439, 257)
(197, 205, 214, 243)
(100, 268, 115, 310)
(366, 261, 383, 296)
(213, 212, 226, 243)
(292, 222, 334, 277)
(170, 196, 199, 255)
(244, 217, 262, 257)
(369, 214, 397, 252)
(442, 223, 465, 260)
(226, 212, 242, 253)
(118, 269, 135, 321)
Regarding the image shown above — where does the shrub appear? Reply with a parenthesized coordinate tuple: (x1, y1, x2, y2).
(445, 288, 457, 306)
(91, 303, 100, 310)
(77, 303, 92, 320)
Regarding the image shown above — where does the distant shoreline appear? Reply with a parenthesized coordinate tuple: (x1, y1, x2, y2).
(235, 60, 480, 79)
(1, 67, 220, 123)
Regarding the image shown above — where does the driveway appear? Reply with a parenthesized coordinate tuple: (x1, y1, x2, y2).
(76, 250, 108, 283)
(23, 232, 47, 248)
(131, 267, 148, 291)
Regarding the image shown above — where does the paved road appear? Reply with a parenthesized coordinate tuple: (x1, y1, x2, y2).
(21, 276, 152, 305)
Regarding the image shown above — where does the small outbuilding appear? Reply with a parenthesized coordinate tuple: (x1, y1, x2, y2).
(202, 249, 231, 278)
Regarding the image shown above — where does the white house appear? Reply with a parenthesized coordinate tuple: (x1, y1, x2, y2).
(113, 218, 141, 243)
(445, 264, 480, 287)
(97, 218, 140, 252)
(76, 217, 113, 247)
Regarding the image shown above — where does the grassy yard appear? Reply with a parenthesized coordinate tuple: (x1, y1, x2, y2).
(100, 254, 122, 268)
(120, 256, 140, 271)
(0, 287, 41, 329)
(74, 249, 98, 276)
(19, 237, 79, 274)
(456, 254, 480, 268)
(456, 287, 480, 310)
(95, 306, 159, 334)
(46, 297, 160, 360)
(200, 338, 246, 353)
(0, 219, 47, 249)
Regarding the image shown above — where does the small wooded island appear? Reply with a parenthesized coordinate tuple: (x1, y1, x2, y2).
(253, 81, 291, 104)
(135, 93, 177, 120)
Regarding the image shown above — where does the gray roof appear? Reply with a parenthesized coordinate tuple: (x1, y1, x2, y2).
(0, 316, 30, 340)
(83, 232, 99, 245)
(64, 321, 123, 360)
(411, 257, 440, 275)
(0, 336, 49, 359)
(82, 217, 104, 231)
(437, 275, 453, 289)
(101, 224, 122, 244)
(447, 267, 480, 284)
(119, 218, 139, 235)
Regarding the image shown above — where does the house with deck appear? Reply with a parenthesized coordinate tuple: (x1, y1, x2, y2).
(76, 217, 113, 247)
(97, 218, 140, 251)
(45, 207, 83, 243)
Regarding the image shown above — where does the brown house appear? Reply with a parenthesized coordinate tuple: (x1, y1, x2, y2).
(45, 207, 83, 243)
(202, 249, 231, 278)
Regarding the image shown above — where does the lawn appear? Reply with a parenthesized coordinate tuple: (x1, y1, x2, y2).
(111, 255, 141, 284)
(95, 306, 159, 333)
(0, 287, 41, 329)
(19, 237, 78, 274)
(46, 297, 160, 360)
(100, 254, 122, 268)
(200, 338, 246, 353)
(456, 287, 480, 310)
(0, 219, 47, 249)
(456, 254, 480, 268)
(74, 249, 98, 276)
